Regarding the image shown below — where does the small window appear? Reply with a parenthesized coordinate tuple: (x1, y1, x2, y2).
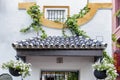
(41, 70, 79, 80)
(43, 6, 70, 23)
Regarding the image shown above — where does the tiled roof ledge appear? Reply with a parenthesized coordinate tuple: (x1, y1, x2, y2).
(12, 36, 107, 62)
(12, 36, 107, 50)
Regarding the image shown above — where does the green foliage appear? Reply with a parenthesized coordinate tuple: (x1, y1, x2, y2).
(1, 60, 31, 78)
(54, 18, 62, 23)
(20, 4, 47, 39)
(112, 34, 120, 48)
(63, 17, 88, 37)
(103, 51, 114, 64)
(115, 9, 120, 17)
(62, 5, 90, 37)
(20, 4, 90, 38)
(92, 51, 118, 80)
(112, 34, 117, 42)
(62, 27, 68, 37)
(72, 5, 90, 19)
(67, 72, 78, 80)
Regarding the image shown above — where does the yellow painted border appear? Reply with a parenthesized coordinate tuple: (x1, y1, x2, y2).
(18, 2, 36, 10)
(18, 2, 112, 29)
(77, 3, 112, 26)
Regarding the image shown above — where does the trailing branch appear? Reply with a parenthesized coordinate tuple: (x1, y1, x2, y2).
(20, 4, 47, 39)
(62, 5, 90, 37)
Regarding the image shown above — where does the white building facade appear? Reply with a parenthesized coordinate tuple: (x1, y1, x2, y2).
(0, 0, 112, 80)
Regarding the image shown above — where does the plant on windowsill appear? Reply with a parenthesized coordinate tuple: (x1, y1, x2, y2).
(92, 51, 118, 80)
(20, 4, 47, 39)
(1, 60, 31, 78)
(115, 9, 120, 18)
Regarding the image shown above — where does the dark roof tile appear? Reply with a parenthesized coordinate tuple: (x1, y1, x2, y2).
(12, 36, 107, 49)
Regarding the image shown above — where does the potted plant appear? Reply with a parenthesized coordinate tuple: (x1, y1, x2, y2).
(92, 51, 118, 80)
(1, 60, 31, 78)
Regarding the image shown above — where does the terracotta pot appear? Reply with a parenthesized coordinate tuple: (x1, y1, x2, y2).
(94, 69, 107, 79)
(9, 68, 21, 77)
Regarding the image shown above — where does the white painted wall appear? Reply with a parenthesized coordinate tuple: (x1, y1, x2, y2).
(81, 9, 112, 55)
(26, 56, 95, 80)
(0, 0, 112, 80)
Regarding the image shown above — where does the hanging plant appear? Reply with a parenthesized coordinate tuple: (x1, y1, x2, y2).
(9, 67, 21, 77)
(94, 69, 107, 79)
(92, 51, 118, 80)
(62, 5, 90, 37)
(2, 60, 31, 78)
(20, 4, 47, 39)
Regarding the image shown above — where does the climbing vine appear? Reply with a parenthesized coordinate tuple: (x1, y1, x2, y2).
(20, 4, 90, 38)
(62, 5, 90, 37)
(20, 4, 47, 39)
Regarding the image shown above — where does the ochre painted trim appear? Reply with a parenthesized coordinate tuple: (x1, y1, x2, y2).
(90, 3, 112, 8)
(18, 2, 36, 10)
(77, 3, 112, 26)
(18, 2, 112, 29)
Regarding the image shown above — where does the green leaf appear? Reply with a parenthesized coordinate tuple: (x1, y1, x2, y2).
(115, 9, 120, 17)
(20, 27, 31, 33)
(21, 4, 47, 39)
(41, 34, 47, 39)
(112, 34, 117, 42)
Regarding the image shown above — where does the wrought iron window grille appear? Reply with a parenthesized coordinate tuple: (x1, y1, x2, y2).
(41, 70, 79, 80)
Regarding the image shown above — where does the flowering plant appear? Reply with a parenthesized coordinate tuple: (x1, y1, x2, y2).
(92, 51, 118, 80)
(1, 60, 31, 78)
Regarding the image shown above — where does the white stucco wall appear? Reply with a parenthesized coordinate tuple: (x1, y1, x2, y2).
(27, 56, 95, 80)
(0, 0, 112, 80)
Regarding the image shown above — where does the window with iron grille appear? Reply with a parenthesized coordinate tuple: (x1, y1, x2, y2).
(43, 6, 70, 23)
(41, 70, 79, 80)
